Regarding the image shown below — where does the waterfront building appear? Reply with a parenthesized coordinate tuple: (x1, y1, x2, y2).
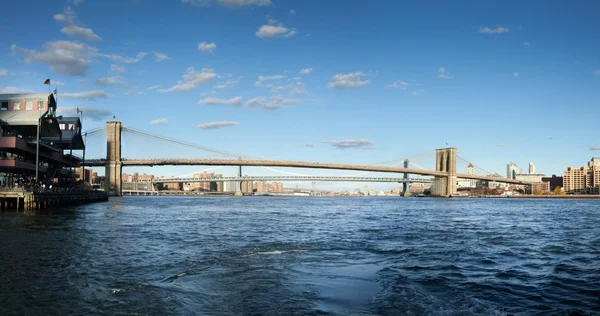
(137, 173, 154, 182)
(541, 175, 563, 191)
(163, 182, 182, 190)
(530, 182, 550, 194)
(241, 177, 253, 193)
(256, 181, 266, 193)
(268, 182, 284, 193)
(529, 162, 536, 174)
(507, 161, 521, 179)
(0, 93, 84, 185)
(563, 157, 600, 194)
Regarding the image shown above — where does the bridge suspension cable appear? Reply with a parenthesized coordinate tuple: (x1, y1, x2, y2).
(82, 125, 106, 136)
(122, 126, 250, 159)
(456, 154, 497, 177)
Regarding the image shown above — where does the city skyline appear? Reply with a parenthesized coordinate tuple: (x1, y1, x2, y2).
(1, 0, 600, 188)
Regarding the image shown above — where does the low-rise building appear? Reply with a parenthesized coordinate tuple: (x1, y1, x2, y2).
(515, 173, 546, 183)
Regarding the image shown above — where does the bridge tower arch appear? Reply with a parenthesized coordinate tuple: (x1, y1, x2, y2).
(105, 121, 123, 196)
(431, 147, 457, 197)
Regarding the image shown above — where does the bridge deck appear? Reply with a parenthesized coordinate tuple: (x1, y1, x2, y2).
(85, 158, 533, 186)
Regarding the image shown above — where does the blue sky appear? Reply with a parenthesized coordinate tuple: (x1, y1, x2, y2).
(1, 0, 599, 189)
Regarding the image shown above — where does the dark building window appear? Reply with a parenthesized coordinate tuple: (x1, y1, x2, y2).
(1, 102, 7, 110)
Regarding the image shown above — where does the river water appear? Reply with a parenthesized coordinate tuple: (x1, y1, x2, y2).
(0, 197, 599, 315)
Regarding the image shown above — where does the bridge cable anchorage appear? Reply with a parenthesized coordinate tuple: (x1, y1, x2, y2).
(122, 126, 253, 159)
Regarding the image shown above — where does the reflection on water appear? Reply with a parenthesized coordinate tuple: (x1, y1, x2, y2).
(1, 197, 599, 315)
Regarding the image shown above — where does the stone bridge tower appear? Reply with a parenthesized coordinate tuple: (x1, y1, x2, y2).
(431, 147, 457, 197)
(105, 121, 122, 196)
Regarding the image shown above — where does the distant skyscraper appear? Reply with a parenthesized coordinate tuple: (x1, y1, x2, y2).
(529, 162, 535, 174)
(466, 163, 476, 188)
(507, 161, 521, 179)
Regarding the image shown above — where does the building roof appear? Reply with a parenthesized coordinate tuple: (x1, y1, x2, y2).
(0, 93, 50, 101)
(0, 109, 43, 126)
(467, 163, 474, 168)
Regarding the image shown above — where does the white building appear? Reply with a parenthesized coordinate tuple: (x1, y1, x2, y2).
(507, 161, 521, 179)
(529, 162, 536, 174)
(515, 174, 545, 183)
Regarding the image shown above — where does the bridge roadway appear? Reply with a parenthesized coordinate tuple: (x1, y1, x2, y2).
(151, 176, 434, 184)
(85, 158, 534, 186)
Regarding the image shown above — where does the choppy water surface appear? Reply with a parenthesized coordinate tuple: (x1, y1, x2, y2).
(1, 197, 599, 315)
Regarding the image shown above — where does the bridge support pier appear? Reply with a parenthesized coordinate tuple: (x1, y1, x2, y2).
(431, 148, 457, 197)
(105, 121, 123, 196)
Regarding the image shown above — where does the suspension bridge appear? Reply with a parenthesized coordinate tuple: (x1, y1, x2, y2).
(80, 121, 534, 197)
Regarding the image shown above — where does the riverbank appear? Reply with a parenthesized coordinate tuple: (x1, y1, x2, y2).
(0, 190, 108, 212)
(477, 194, 600, 199)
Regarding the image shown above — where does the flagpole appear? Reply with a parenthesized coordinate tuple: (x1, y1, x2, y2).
(36, 81, 49, 185)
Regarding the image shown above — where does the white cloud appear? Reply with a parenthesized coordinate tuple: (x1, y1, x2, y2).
(11, 41, 96, 76)
(214, 76, 242, 89)
(590, 145, 600, 150)
(290, 9, 296, 15)
(0, 87, 32, 93)
(523, 42, 530, 47)
(60, 90, 111, 100)
(387, 80, 408, 89)
(125, 90, 145, 96)
(0, 69, 8, 77)
(198, 96, 243, 106)
(111, 64, 125, 74)
(68, 0, 84, 5)
(55, 81, 65, 86)
(58, 106, 112, 121)
(290, 87, 308, 96)
(300, 143, 314, 148)
(100, 52, 147, 63)
(154, 52, 169, 62)
(198, 121, 241, 129)
(54, 7, 101, 41)
(255, 24, 296, 38)
(246, 96, 300, 110)
(182, 0, 271, 8)
(147, 85, 160, 90)
(479, 26, 509, 34)
(96, 76, 128, 87)
(438, 67, 452, 79)
(258, 75, 285, 81)
(198, 41, 217, 53)
(158, 67, 217, 92)
(299, 68, 313, 75)
(150, 118, 168, 125)
(323, 139, 374, 150)
(327, 72, 370, 89)
(61, 25, 102, 41)
(595, 70, 600, 76)
(513, 72, 519, 77)
(254, 81, 274, 88)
